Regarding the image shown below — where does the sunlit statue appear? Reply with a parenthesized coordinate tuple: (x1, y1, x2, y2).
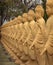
(15, 16, 23, 40)
(23, 10, 37, 60)
(9, 16, 24, 59)
(13, 13, 31, 62)
(2, 1, 53, 65)
(41, 0, 53, 65)
(23, 8, 45, 65)
(19, 13, 32, 61)
(29, 5, 47, 65)
(19, 13, 31, 44)
(22, 10, 38, 65)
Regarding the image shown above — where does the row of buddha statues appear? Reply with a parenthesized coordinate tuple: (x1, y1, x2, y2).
(1, 0, 53, 65)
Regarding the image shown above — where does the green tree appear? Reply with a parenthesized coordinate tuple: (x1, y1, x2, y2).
(0, 0, 27, 24)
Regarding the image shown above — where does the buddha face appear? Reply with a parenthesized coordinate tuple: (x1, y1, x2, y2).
(35, 11, 41, 20)
(28, 10, 35, 21)
(35, 5, 44, 20)
(27, 16, 34, 21)
(46, 0, 53, 16)
(17, 16, 22, 22)
(22, 13, 29, 22)
(46, 5, 52, 16)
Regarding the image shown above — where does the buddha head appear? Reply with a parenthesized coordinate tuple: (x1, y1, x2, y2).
(27, 10, 35, 21)
(13, 17, 17, 21)
(46, 0, 53, 16)
(22, 13, 28, 22)
(35, 5, 44, 20)
(17, 16, 23, 23)
(12, 17, 18, 24)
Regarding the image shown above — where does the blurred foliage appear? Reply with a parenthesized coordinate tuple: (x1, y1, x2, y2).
(0, 0, 47, 24)
(0, 0, 28, 23)
(5, 0, 28, 16)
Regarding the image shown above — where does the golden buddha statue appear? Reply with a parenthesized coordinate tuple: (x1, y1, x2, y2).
(30, 5, 46, 48)
(29, 5, 47, 65)
(23, 10, 37, 60)
(19, 13, 31, 61)
(15, 16, 23, 40)
(18, 13, 29, 44)
(41, 0, 53, 65)
(23, 10, 38, 65)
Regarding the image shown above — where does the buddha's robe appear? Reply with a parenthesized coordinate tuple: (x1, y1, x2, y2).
(21, 20, 39, 65)
(20, 22, 31, 61)
(30, 18, 47, 65)
(20, 21, 38, 65)
(43, 15, 53, 65)
(15, 23, 22, 41)
(23, 20, 38, 60)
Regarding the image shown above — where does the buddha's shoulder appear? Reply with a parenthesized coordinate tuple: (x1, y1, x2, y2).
(46, 15, 53, 33)
(46, 15, 53, 24)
